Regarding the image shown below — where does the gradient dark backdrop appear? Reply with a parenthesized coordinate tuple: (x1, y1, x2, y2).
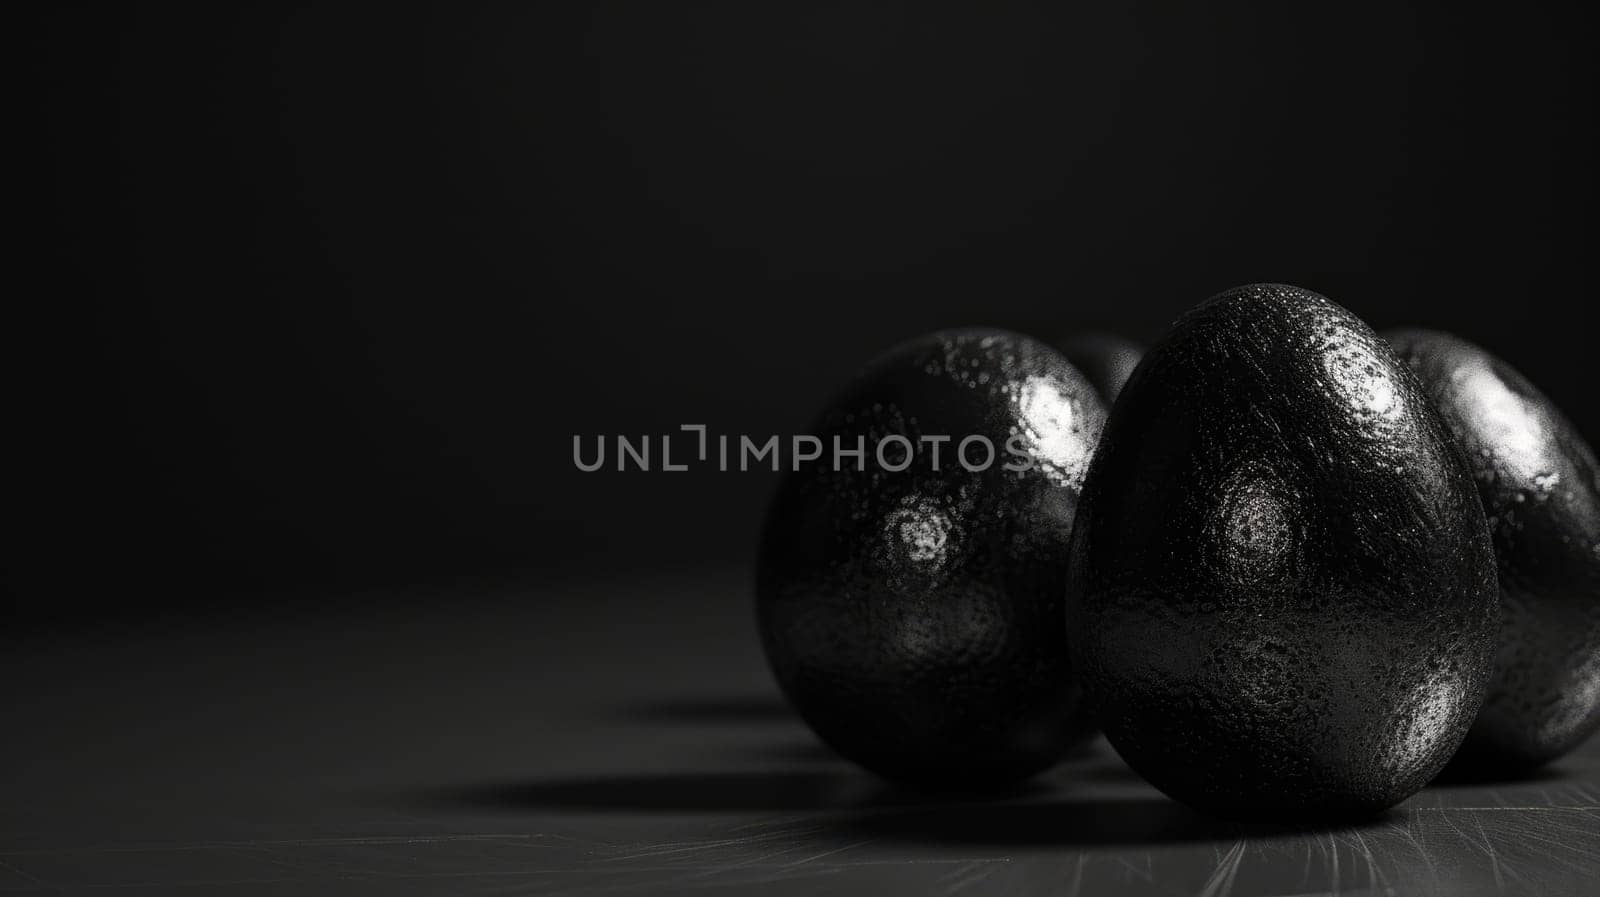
(18, 3, 1595, 619)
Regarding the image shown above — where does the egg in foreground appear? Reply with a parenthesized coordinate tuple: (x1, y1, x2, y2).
(1066, 284, 1498, 819)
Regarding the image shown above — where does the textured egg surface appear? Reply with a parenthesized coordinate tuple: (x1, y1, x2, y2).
(758, 329, 1106, 785)
(1067, 284, 1498, 819)
(1388, 329, 1600, 770)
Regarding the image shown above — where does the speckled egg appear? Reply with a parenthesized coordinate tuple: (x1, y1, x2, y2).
(1387, 329, 1600, 772)
(1055, 332, 1145, 404)
(1065, 284, 1498, 820)
(757, 329, 1107, 785)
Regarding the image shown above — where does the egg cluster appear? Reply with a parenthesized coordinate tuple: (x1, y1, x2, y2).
(755, 283, 1600, 821)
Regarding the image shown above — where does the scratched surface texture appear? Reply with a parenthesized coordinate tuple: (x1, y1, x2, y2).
(3, 569, 1597, 896)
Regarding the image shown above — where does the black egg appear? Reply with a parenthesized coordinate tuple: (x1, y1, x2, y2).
(1055, 332, 1145, 403)
(757, 329, 1107, 786)
(1387, 329, 1600, 772)
(1066, 284, 1498, 820)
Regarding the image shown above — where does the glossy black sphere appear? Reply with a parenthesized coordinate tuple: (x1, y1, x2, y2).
(1387, 329, 1600, 771)
(1066, 285, 1498, 820)
(757, 329, 1106, 785)
(1055, 332, 1145, 404)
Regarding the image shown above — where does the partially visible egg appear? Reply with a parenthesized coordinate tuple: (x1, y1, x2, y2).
(1055, 332, 1145, 403)
(1387, 329, 1600, 771)
(1066, 285, 1498, 820)
(757, 329, 1106, 785)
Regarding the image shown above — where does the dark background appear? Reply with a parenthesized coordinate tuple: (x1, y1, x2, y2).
(17, 3, 1595, 621)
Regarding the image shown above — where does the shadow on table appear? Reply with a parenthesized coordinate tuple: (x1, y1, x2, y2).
(730, 739, 842, 764)
(1431, 755, 1574, 786)
(723, 732, 1112, 769)
(838, 799, 1394, 848)
(621, 695, 795, 723)
(421, 770, 1044, 814)
(411, 769, 1385, 846)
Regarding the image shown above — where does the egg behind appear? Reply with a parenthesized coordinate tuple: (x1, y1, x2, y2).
(1066, 284, 1498, 820)
(757, 329, 1106, 786)
(1387, 329, 1600, 772)
(1055, 332, 1145, 404)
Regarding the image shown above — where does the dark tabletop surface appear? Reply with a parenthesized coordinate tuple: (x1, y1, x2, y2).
(4, 569, 1597, 896)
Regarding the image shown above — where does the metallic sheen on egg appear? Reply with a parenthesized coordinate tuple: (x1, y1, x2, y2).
(757, 329, 1106, 785)
(1388, 329, 1600, 772)
(1066, 285, 1498, 820)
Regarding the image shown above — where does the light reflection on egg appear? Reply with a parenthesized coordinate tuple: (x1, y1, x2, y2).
(1013, 374, 1100, 487)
